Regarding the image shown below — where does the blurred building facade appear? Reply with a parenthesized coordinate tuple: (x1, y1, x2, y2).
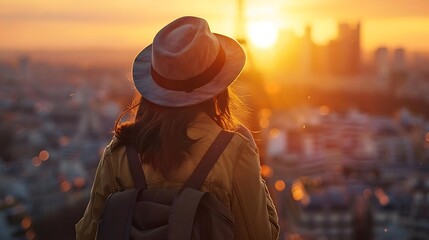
(263, 107, 429, 240)
(0, 56, 129, 239)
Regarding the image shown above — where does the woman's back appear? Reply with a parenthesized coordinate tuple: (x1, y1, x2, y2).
(75, 16, 279, 240)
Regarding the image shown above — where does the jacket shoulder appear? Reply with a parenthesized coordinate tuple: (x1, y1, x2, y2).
(102, 136, 127, 170)
(234, 125, 258, 153)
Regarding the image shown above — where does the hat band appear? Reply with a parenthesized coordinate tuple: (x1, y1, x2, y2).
(151, 46, 226, 92)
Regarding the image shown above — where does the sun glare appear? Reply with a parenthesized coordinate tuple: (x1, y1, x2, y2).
(247, 21, 279, 49)
(311, 20, 337, 45)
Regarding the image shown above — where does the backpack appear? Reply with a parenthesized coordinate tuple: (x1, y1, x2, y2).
(97, 130, 235, 240)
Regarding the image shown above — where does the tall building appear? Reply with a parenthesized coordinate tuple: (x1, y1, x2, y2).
(392, 48, 407, 73)
(18, 55, 31, 81)
(299, 26, 314, 77)
(390, 48, 408, 92)
(374, 47, 390, 88)
(329, 22, 361, 75)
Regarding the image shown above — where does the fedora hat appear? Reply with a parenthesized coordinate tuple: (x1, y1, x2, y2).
(132, 16, 246, 107)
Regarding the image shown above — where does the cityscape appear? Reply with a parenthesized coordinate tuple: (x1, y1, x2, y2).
(1, 6, 429, 240)
(244, 21, 429, 240)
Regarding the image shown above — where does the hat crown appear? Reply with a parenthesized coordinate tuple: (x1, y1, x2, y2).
(151, 16, 220, 80)
(132, 16, 246, 107)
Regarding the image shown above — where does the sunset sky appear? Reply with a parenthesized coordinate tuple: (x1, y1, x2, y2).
(1, 0, 429, 53)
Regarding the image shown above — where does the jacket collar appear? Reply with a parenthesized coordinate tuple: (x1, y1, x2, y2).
(187, 112, 223, 140)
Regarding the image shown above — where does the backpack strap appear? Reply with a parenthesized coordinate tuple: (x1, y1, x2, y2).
(183, 130, 234, 190)
(168, 188, 208, 240)
(126, 145, 148, 189)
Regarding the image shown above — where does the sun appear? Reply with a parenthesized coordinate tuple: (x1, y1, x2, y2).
(247, 21, 279, 49)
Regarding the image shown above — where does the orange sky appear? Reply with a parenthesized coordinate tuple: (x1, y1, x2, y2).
(1, 0, 429, 52)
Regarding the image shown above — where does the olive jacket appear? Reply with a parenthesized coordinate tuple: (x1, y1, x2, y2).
(75, 113, 280, 240)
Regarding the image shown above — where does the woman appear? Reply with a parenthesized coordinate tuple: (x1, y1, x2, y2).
(76, 16, 279, 240)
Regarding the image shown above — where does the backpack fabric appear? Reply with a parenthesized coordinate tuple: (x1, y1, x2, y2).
(97, 131, 235, 240)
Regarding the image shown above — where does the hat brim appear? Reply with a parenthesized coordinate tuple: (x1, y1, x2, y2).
(132, 34, 246, 107)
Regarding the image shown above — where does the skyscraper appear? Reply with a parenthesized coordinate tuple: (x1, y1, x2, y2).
(329, 22, 361, 75)
(374, 47, 389, 88)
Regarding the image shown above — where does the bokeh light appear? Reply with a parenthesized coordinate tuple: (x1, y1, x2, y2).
(260, 118, 270, 128)
(73, 177, 86, 189)
(269, 128, 280, 138)
(58, 136, 70, 146)
(32, 157, 41, 167)
(261, 165, 273, 178)
(21, 217, 32, 229)
(260, 108, 272, 119)
(39, 150, 49, 161)
(60, 181, 72, 192)
(275, 180, 286, 192)
(319, 105, 330, 116)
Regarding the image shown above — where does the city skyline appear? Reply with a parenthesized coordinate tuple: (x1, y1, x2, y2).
(1, 0, 429, 52)
(1, 3, 429, 237)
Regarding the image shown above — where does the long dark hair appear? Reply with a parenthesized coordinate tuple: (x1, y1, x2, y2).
(113, 88, 245, 177)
